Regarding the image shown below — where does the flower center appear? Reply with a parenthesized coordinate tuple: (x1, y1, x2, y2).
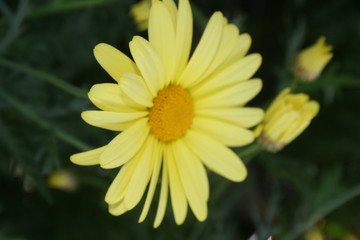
(149, 85, 193, 142)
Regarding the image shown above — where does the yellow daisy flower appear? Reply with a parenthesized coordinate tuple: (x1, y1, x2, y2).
(71, 0, 263, 227)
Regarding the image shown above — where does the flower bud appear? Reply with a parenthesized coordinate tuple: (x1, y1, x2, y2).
(257, 88, 319, 152)
(293, 37, 333, 81)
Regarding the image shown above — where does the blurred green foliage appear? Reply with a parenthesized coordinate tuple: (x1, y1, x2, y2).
(0, 0, 359, 239)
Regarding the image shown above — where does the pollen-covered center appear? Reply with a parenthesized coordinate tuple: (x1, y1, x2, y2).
(149, 85, 193, 142)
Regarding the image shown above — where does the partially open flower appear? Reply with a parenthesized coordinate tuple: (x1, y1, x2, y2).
(293, 37, 333, 81)
(257, 88, 319, 152)
(130, 0, 151, 31)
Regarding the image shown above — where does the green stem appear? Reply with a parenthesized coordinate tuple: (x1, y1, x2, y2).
(237, 141, 263, 162)
(0, 89, 90, 151)
(282, 184, 360, 240)
(0, 58, 87, 98)
(289, 76, 299, 92)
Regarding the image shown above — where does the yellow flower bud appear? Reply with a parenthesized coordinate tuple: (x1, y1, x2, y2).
(257, 88, 319, 152)
(130, 0, 151, 31)
(293, 37, 333, 81)
(48, 169, 77, 192)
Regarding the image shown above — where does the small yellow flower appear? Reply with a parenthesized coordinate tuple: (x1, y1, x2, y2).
(257, 88, 319, 152)
(130, 0, 151, 31)
(293, 37, 333, 81)
(47, 169, 77, 192)
(71, 0, 263, 227)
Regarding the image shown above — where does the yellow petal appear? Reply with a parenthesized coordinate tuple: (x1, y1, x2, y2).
(195, 107, 264, 128)
(153, 159, 169, 228)
(185, 130, 247, 182)
(265, 111, 299, 140)
(166, 144, 188, 225)
(81, 110, 147, 131)
(70, 146, 106, 166)
(139, 141, 163, 223)
(264, 88, 291, 120)
(177, 12, 224, 87)
(105, 159, 139, 204)
(173, 140, 208, 221)
(287, 94, 310, 108)
(192, 117, 254, 147)
(109, 200, 127, 216)
(129, 36, 165, 96)
(163, 0, 178, 26)
(93, 43, 139, 82)
(182, 145, 209, 202)
(200, 24, 240, 80)
(253, 124, 263, 138)
(224, 33, 252, 66)
(192, 54, 262, 98)
(89, 83, 146, 111)
(173, 0, 192, 80)
(148, 0, 176, 84)
(124, 136, 156, 210)
(278, 118, 310, 144)
(88, 83, 134, 112)
(100, 118, 150, 169)
(120, 72, 153, 107)
(196, 79, 262, 109)
(304, 101, 320, 117)
(285, 119, 311, 142)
